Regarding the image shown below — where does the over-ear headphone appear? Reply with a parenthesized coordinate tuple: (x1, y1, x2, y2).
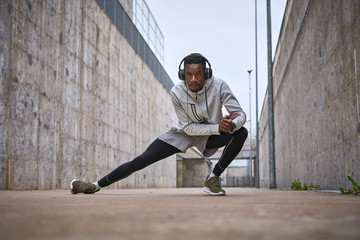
(178, 53, 213, 80)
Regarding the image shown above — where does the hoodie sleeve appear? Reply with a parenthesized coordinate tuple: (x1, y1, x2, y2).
(220, 81, 247, 131)
(170, 90, 220, 136)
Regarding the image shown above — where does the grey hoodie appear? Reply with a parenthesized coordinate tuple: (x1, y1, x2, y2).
(159, 76, 246, 157)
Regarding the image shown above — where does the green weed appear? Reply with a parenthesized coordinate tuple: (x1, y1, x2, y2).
(291, 179, 320, 191)
(339, 174, 360, 195)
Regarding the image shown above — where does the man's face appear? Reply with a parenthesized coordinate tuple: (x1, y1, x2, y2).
(184, 63, 205, 92)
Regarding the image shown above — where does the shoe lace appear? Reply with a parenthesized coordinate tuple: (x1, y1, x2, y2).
(212, 176, 222, 187)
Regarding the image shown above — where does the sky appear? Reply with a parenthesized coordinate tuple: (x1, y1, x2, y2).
(145, 0, 287, 136)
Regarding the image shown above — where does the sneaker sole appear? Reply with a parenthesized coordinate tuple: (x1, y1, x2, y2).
(70, 179, 78, 194)
(203, 187, 226, 196)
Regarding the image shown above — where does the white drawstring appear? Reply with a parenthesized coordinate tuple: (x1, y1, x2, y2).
(205, 87, 211, 120)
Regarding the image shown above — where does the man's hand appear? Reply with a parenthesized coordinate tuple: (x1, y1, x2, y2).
(218, 113, 239, 133)
(228, 112, 240, 120)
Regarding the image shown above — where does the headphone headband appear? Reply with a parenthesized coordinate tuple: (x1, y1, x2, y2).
(178, 53, 213, 80)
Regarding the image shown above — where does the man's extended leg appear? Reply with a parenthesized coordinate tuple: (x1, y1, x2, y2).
(203, 127, 248, 195)
(98, 139, 180, 187)
(70, 139, 180, 194)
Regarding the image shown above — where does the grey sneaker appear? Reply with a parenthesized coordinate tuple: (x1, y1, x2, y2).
(70, 179, 99, 194)
(203, 175, 226, 196)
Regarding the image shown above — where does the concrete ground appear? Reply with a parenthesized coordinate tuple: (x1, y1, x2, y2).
(0, 188, 359, 240)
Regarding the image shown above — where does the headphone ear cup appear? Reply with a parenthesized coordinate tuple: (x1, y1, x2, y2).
(204, 68, 212, 80)
(178, 69, 185, 80)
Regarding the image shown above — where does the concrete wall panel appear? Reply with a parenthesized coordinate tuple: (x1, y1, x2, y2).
(259, 0, 360, 189)
(0, 0, 177, 189)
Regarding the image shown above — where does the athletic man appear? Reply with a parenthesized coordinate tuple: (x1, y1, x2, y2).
(71, 53, 248, 195)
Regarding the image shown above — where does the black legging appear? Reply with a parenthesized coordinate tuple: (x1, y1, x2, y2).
(98, 127, 248, 187)
(206, 127, 248, 176)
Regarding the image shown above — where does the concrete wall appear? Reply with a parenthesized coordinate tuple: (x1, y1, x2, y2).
(0, 0, 178, 190)
(259, 0, 360, 189)
(259, 92, 270, 188)
(177, 159, 211, 187)
(223, 166, 251, 187)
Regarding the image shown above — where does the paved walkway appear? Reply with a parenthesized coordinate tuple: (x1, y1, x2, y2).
(0, 188, 359, 240)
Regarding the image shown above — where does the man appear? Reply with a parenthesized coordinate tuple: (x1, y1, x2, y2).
(71, 53, 248, 195)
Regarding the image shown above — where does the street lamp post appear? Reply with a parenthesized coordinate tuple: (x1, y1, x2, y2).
(247, 70, 253, 187)
(255, 0, 260, 188)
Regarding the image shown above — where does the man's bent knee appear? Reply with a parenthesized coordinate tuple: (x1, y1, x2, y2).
(234, 127, 248, 139)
